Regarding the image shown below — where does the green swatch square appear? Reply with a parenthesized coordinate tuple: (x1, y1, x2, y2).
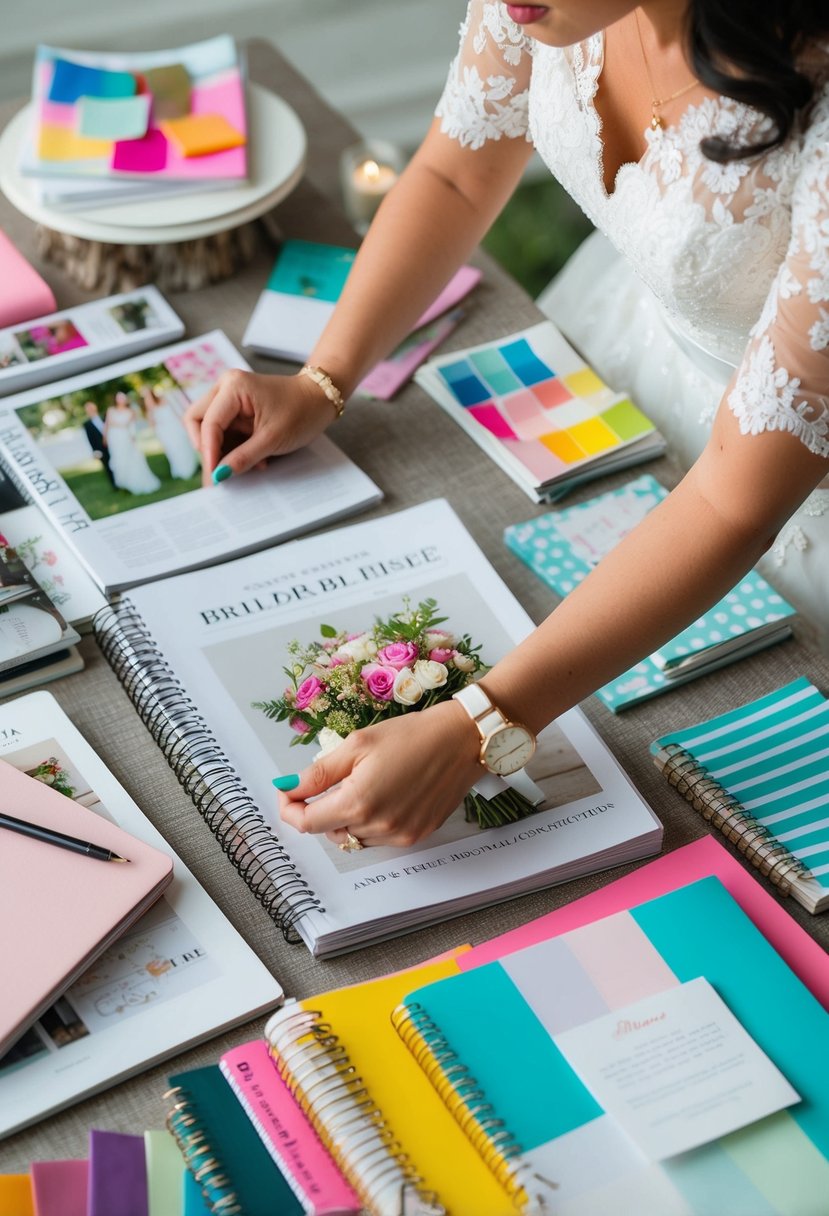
(602, 398, 653, 441)
(77, 93, 151, 141)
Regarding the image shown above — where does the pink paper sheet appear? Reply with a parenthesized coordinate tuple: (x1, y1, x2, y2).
(459, 837, 829, 1009)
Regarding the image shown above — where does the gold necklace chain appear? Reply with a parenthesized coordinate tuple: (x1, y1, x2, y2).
(634, 9, 698, 130)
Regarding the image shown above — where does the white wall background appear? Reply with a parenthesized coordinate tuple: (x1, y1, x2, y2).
(0, 0, 466, 150)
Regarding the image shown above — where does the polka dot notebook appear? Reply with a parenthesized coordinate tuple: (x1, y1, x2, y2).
(504, 474, 796, 711)
(415, 321, 666, 502)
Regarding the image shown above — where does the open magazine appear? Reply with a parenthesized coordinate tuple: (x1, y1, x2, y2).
(96, 500, 663, 957)
(0, 331, 382, 595)
(0, 691, 282, 1138)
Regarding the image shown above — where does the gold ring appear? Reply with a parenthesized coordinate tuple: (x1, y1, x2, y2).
(338, 830, 365, 852)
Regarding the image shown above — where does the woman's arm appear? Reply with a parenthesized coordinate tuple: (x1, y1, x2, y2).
(184, 122, 534, 481)
(277, 402, 828, 846)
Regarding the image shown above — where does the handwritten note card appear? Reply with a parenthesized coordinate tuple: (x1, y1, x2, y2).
(555, 978, 799, 1160)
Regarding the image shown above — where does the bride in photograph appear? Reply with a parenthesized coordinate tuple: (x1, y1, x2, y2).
(104, 392, 161, 496)
(140, 386, 199, 480)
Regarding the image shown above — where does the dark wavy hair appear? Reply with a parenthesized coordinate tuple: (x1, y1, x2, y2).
(687, 0, 828, 161)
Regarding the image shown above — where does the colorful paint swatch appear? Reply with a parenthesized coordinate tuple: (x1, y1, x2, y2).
(78, 94, 151, 141)
(142, 62, 191, 120)
(567, 417, 619, 456)
(503, 438, 567, 482)
(501, 393, 559, 440)
(468, 403, 518, 440)
(601, 398, 653, 441)
(112, 128, 168, 173)
(38, 124, 112, 162)
(564, 367, 605, 397)
(468, 348, 522, 396)
(540, 430, 587, 463)
(532, 378, 572, 409)
(48, 58, 136, 104)
(439, 360, 491, 407)
(161, 113, 246, 157)
(500, 338, 553, 386)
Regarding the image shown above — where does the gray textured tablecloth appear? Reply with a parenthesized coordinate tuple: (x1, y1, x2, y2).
(0, 39, 826, 1168)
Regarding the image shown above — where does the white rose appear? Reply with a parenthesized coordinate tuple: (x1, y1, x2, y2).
(334, 633, 377, 663)
(317, 727, 346, 756)
(424, 629, 455, 650)
(451, 652, 476, 674)
(392, 666, 424, 705)
(412, 659, 448, 690)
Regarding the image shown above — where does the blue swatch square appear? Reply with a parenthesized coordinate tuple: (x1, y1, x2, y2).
(440, 360, 491, 407)
(500, 338, 553, 387)
(48, 58, 136, 105)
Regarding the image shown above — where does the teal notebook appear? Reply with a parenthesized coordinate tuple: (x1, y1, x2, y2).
(165, 1065, 303, 1216)
(652, 677, 829, 914)
(393, 877, 829, 1215)
(504, 474, 796, 711)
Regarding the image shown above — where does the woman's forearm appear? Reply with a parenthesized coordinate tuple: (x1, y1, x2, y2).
(308, 123, 533, 396)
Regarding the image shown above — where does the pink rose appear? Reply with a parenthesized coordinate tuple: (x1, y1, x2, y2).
(44, 551, 58, 566)
(376, 640, 419, 670)
(429, 647, 455, 664)
(360, 662, 397, 701)
(289, 716, 311, 734)
(295, 675, 325, 710)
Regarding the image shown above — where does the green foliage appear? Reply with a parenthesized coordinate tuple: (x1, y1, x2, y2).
(16, 363, 178, 438)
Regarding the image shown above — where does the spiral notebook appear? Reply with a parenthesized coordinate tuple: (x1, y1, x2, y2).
(259, 878, 829, 1216)
(94, 499, 662, 957)
(651, 677, 829, 914)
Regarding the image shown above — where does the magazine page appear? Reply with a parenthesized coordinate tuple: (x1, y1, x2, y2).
(0, 533, 79, 668)
(0, 331, 381, 595)
(0, 691, 282, 1138)
(0, 288, 184, 396)
(122, 500, 662, 954)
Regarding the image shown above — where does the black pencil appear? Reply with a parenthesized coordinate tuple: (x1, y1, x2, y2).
(0, 812, 130, 862)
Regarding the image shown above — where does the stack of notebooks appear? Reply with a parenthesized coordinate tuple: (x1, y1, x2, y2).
(505, 474, 797, 710)
(154, 837, 829, 1215)
(21, 36, 249, 209)
(415, 320, 666, 501)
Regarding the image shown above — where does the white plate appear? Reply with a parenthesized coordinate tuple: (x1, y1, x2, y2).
(0, 83, 307, 244)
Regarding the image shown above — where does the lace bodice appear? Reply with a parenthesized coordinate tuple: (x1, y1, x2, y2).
(437, 1, 829, 458)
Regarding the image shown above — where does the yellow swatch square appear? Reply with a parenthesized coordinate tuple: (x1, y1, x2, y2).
(564, 367, 606, 397)
(567, 417, 619, 455)
(160, 113, 246, 157)
(539, 430, 586, 463)
(38, 123, 112, 161)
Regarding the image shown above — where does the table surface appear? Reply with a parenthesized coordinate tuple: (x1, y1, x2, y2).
(1, 38, 827, 1170)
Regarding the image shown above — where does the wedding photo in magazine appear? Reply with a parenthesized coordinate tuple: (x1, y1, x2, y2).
(97, 499, 663, 957)
(0, 331, 381, 594)
(0, 693, 281, 1138)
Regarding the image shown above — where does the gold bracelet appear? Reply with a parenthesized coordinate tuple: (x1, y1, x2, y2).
(299, 364, 346, 419)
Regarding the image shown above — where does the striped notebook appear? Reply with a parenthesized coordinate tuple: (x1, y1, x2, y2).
(651, 677, 829, 913)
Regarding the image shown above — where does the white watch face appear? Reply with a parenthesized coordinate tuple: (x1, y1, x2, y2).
(482, 724, 536, 775)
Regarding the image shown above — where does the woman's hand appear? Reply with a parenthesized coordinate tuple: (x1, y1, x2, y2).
(184, 369, 339, 486)
(277, 700, 483, 849)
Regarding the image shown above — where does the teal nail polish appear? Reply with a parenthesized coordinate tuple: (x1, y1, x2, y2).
(212, 464, 233, 485)
(273, 774, 300, 791)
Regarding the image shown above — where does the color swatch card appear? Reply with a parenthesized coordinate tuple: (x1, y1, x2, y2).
(416, 321, 665, 502)
(24, 36, 247, 200)
(243, 239, 481, 396)
(505, 475, 796, 710)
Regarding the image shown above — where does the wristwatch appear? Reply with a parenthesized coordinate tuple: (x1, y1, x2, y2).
(452, 683, 536, 776)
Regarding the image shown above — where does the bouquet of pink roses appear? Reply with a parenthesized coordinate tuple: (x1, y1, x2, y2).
(255, 597, 538, 829)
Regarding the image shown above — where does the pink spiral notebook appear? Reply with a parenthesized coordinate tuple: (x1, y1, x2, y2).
(0, 760, 173, 1056)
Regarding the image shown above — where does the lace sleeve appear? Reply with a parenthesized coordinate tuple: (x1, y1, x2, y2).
(436, 0, 535, 150)
(727, 94, 829, 458)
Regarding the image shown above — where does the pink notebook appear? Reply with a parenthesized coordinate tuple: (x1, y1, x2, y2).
(0, 761, 173, 1055)
(460, 836, 829, 1008)
(30, 1160, 88, 1216)
(0, 232, 56, 329)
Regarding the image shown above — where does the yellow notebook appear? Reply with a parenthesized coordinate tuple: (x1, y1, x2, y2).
(0, 1174, 34, 1216)
(265, 958, 513, 1216)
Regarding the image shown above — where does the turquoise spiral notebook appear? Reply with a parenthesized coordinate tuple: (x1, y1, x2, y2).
(652, 677, 829, 914)
(393, 877, 829, 1215)
(504, 475, 796, 711)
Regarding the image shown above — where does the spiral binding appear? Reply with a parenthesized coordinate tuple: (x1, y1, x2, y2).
(658, 742, 808, 893)
(392, 1003, 557, 1215)
(94, 601, 323, 941)
(164, 1084, 241, 1214)
(266, 1003, 446, 1216)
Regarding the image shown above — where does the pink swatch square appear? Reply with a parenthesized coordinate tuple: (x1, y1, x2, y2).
(112, 128, 168, 173)
(468, 403, 518, 440)
(502, 391, 559, 440)
(533, 378, 572, 409)
(502, 437, 565, 482)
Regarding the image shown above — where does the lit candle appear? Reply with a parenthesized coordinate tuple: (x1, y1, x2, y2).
(340, 141, 405, 231)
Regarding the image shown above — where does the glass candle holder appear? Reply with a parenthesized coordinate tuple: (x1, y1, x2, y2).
(339, 139, 406, 232)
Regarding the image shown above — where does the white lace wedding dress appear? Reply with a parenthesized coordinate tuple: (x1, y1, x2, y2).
(438, 1, 829, 647)
(105, 408, 162, 496)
